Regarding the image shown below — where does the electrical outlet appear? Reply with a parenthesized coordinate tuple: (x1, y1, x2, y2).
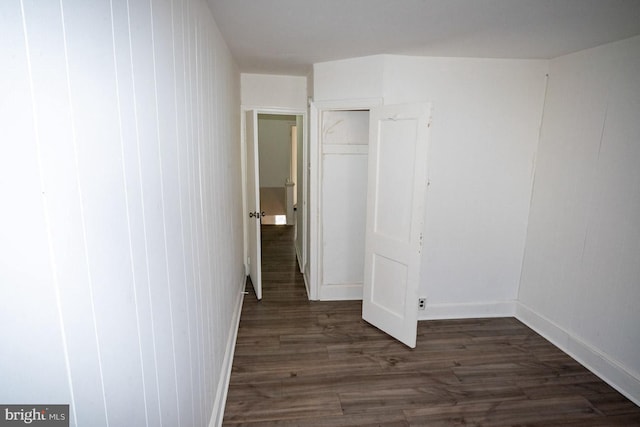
(418, 298, 426, 310)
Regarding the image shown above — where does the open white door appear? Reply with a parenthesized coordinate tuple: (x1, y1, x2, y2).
(246, 110, 262, 300)
(362, 103, 431, 348)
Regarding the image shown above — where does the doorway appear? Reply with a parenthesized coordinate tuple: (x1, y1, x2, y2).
(257, 114, 296, 225)
(244, 109, 307, 301)
(318, 109, 370, 300)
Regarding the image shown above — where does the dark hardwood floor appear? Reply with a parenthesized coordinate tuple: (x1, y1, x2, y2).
(223, 225, 640, 426)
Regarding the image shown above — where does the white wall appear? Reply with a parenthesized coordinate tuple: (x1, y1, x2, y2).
(517, 35, 640, 403)
(382, 56, 548, 317)
(0, 1, 244, 426)
(257, 114, 295, 187)
(314, 55, 384, 102)
(313, 55, 547, 314)
(241, 73, 307, 110)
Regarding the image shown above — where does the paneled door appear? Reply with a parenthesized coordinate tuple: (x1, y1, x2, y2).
(246, 110, 262, 300)
(362, 103, 431, 348)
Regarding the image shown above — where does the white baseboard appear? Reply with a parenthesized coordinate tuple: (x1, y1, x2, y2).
(302, 272, 311, 300)
(295, 247, 311, 299)
(516, 302, 640, 407)
(209, 278, 246, 427)
(295, 245, 304, 273)
(319, 283, 363, 300)
(418, 300, 516, 321)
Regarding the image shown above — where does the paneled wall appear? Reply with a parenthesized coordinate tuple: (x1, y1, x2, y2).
(0, 0, 243, 426)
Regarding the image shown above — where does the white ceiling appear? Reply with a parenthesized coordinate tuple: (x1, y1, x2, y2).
(208, 0, 640, 76)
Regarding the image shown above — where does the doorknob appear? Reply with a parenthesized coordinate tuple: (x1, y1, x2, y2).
(249, 211, 266, 219)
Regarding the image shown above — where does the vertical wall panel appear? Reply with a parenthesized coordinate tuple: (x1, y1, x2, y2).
(110, 0, 162, 424)
(131, 0, 181, 423)
(21, 1, 108, 424)
(0, 0, 72, 405)
(64, 0, 151, 425)
(176, 1, 204, 425)
(151, 0, 185, 424)
(166, 0, 195, 425)
(0, 0, 243, 426)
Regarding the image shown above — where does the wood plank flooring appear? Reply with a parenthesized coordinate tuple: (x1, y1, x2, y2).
(223, 225, 640, 426)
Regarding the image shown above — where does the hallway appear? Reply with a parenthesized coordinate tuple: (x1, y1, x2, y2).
(223, 226, 640, 426)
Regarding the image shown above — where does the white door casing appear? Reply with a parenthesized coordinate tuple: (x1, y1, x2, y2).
(246, 110, 262, 300)
(362, 103, 431, 348)
(309, 98, 383, 301)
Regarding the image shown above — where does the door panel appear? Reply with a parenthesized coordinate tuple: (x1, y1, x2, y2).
(362, 103, 431, 348)
(246, 110, 262, 300)
(375, 119, 417, 241)
(371, 254, 408, 317)
(322, 153, 368, 286)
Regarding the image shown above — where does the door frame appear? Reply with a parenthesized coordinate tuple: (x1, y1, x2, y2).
(308, 98, 382, 301)
(240, 106, 308, 294)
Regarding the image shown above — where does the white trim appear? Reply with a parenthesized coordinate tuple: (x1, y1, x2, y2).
(209, 280, 245, 427)
(296, 245, 304, 274)
(319, 283, 363, 301)
(239, 110, 249, 276)
(515, 302, 640, 406)
(241, 105, 304, 113)
(302, 117, 308, 274)
(302, 271, 311, 300)
(418, 301, 517, 320)
(308, 101, 319, 300)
